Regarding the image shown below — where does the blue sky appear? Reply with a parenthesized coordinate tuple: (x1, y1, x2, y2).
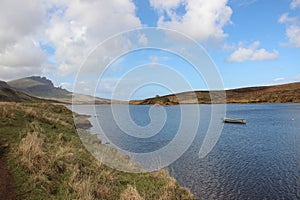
(98, 0, 300, 99)
(216, 0, 300, 88)
(0, 0, 299, 100)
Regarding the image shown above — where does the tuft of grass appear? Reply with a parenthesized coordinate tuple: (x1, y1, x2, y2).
(120, 185, 144, 200)
(68, 165, 94, 200)
(0, 102, 194, 199)
(18, 127, 45, 172)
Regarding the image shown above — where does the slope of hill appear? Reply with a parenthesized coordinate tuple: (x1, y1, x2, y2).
(226, 82, 300, 103)
(132, 82, 300, 105)
(7, 76, 71, 99)
(0, 102, 194, 199)
(0, 80, 41, 102)
(7, 76, 110, 104)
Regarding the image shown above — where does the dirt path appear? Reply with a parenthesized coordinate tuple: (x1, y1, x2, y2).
(0, 153, 16, 200)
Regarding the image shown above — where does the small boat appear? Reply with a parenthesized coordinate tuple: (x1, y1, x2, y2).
(223, 117, 246, 124)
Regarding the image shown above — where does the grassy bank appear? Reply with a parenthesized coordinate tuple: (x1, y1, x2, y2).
(0, 102, 194, 200)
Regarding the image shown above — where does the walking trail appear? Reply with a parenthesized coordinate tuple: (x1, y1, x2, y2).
(0, 147, 16, 200)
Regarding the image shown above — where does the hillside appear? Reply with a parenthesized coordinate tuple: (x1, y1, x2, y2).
(226, 82, 300, 103)
(0, 102, 194, 199)
(132, 82, 300, 105)
(7, 76, 71, 99)
(7, 76, 110, 104)
(0, 80, 41, 102)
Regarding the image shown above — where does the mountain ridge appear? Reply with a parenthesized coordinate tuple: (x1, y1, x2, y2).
(7, 76, 71, 99)
(7, 76, 110, 104)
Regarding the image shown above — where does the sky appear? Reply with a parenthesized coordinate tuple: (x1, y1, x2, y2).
(0, 0, 300, 100)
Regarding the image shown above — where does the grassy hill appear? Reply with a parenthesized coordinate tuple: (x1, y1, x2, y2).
(132, 82, 300, 105)
(0, 80, 41, 102)
(0, 102, 194, 199)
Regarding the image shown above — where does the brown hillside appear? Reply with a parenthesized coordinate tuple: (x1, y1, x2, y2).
(132, 82, 300, 105)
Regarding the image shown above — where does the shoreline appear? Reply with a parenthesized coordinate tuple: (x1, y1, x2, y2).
(0, 102, 194, 199)
(70, 102, 300, 107)
(70, 106, 197, 196)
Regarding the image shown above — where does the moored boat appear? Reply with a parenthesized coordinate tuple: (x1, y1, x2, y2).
(223, 117, 246, 124)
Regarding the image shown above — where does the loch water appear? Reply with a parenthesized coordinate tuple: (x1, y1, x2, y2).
(69, 104, 300, 199)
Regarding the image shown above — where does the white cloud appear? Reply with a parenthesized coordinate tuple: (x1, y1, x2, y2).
(0, 38, 46, 68)
(230, 0, 257, 7)
(0, 0, 142, 80)
(150, 0, 182, 11)
(0, 38, 46, 80)
(0, 0, 233, 85)
(285, 25, 300, 47)
(59, 82, 72, 90)
(150, 0, 232, 42)
(291, 0, 300, 9)
(279, 13, 300, 48)
(0, 0, 44, 52)
(278, 13, 297, 24)
(138, 34, 148, 46)
(271, 74, 300, 84)
(273, 77, 285, 82)
(0, 0, 46, 80)
(226, 41, 279, 62)
(45, 0, 142, 77)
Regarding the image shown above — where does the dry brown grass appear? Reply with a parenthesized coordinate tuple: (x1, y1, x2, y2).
(0, 105, 9, 117)
(68, 165, 94, 200)
(0, 102, 16, 118)
(16, 120, 97, 199)
(1, 102, 195, 199)
(153, 169, 194, 200)
(18, 123, 46, 172)
(120, 185, 144, 200)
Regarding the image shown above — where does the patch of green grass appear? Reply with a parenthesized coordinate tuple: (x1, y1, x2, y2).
(0, 102, 194, 200)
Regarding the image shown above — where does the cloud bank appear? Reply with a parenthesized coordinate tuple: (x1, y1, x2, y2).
(0, 0, 142, 80)
(150, 0, 232, 41)
(0, 0, 236, 81)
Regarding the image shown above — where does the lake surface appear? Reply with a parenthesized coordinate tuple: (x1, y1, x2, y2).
(70, 104, 300, 199)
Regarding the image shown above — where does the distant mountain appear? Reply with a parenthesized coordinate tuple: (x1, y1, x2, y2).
(131, 82, 300, 105)
(7, 76, 71, 99)
(7, 76, 110, 104)
(0, 80, 41, 102)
